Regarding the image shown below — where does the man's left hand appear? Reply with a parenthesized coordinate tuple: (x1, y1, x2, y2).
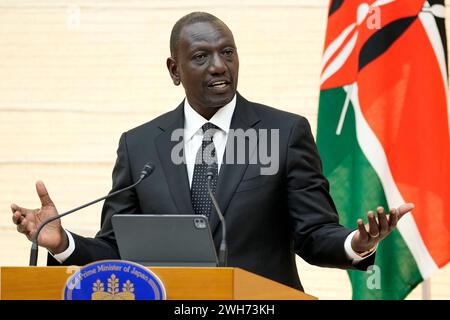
(351, 203, 415, 254)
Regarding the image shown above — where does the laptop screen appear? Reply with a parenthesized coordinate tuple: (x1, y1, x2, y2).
(111, 214, 218, 267)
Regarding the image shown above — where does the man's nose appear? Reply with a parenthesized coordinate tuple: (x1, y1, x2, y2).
(208, 53, 226, 74)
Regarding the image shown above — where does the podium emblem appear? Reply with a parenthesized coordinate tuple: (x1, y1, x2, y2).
(63, 260, 166, 300)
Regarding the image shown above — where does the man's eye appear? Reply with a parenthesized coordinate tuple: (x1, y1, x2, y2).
(223, 50, 233, 57)
(194, 54, 206, 61)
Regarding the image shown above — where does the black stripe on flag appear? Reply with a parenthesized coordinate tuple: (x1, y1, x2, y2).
(427, 0, 445, 5)
(329, 0, 345, 17)
(359, 17, 416, 72)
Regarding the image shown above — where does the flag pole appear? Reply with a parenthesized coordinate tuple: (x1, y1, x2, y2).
(421, 279, 431, 300)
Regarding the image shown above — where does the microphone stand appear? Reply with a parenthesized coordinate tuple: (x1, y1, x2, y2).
(206, 166, 227, 267)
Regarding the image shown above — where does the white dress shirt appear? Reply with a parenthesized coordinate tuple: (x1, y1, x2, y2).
(183, 95, 236, 186)
(52, 94, 375, 263)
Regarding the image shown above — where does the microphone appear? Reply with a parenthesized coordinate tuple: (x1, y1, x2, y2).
(29, 163, 155, 266)
(206, 163, 227, 267)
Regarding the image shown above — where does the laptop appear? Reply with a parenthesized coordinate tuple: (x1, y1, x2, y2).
(111, 214, 219, 267)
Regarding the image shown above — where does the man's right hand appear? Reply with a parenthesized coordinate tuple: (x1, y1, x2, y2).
(11, 180, 68, 255)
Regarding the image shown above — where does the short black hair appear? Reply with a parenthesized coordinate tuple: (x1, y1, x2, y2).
(170, 12, 223, 57)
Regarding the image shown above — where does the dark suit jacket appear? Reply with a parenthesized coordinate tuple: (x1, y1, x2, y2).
(48, 93, 374, 291)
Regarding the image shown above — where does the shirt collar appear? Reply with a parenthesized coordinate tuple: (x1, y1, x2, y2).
(184, 94, 236, 141)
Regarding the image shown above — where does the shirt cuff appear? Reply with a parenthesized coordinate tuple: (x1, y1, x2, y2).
(50, 229, 75, 263)
(344, 230, 377, 262)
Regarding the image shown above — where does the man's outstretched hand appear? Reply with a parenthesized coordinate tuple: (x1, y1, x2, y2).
(11, 181, 68, 254)
(351, 203, 415, 254)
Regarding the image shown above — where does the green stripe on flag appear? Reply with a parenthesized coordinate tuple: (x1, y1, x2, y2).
(317, 87, 422, 299)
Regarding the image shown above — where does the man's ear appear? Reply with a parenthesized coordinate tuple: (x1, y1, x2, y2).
(166, 57, 181, 86)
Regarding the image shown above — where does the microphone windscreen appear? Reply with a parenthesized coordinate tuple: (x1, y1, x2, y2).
(141, 163, 155, 179)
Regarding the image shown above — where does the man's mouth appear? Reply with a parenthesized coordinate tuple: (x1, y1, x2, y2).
(208, 80, 230, 89)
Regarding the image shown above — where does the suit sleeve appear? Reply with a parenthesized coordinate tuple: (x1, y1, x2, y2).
(48, 132, 141, 266)
(286, 117, 374, 269)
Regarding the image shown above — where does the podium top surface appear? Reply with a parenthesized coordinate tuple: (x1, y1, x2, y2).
(0, 266, 317, 300)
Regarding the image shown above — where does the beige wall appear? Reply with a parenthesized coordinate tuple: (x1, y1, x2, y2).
(0, 0, 449, 299)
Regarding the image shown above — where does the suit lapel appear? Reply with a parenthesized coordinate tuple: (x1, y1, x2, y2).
(155, 102, 194, 214)
(209, 93, 261, 235)
(154, 94, 261, 232)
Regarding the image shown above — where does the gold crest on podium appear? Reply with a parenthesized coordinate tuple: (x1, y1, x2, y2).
(91, 274, 135, 300)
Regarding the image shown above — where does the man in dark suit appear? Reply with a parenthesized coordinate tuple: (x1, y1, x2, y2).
(12, 12, 413, 291)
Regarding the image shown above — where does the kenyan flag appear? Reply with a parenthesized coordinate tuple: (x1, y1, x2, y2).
(317, 0, 450, 299)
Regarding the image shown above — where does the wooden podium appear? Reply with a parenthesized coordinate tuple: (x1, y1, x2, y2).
(0, 267, 316, 300)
